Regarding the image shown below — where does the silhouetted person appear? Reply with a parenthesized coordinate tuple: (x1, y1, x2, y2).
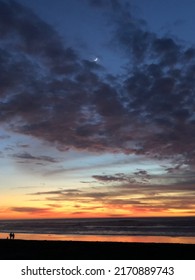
(9, 232, 15, 239)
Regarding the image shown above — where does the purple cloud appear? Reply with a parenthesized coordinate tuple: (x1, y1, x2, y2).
(0, 0, 195, 168)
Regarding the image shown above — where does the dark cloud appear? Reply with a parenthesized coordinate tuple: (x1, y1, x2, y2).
(110, 2, 195, 164)
(12, 152, 58, 163)
(93, 170, 151, 184)
(1, 0, 195, 168)
(9, 206, 52, 214)
(30, 189, 82, 195)
(27, 175, 195, 213)
(16, 143, 29, 148)
(93, 174, 129, 182)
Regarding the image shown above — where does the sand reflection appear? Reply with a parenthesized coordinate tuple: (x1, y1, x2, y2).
(1, 232, 195, 244)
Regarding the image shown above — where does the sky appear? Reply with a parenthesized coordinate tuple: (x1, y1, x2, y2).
(0, 0, 195, 219)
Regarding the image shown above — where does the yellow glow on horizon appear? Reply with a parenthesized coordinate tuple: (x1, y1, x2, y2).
(1, 188, 195, 220)
(1, 204, 195, 220)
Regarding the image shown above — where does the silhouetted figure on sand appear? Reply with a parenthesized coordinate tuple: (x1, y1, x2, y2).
(9, 232, 15, 239)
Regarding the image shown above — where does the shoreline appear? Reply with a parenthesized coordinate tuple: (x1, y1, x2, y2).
(1, 239, 195, 260)
(1, 232, 195, 244)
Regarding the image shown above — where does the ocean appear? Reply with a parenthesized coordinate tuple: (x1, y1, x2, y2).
(1, 217, 195, 244)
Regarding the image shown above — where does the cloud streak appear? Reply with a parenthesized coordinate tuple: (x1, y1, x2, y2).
(12, 152, 58, 163)
(27, 174, 195, 215)
(9, 206, 52, 215)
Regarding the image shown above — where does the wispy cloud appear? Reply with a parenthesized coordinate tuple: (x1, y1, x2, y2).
(12, 152, 58, 163)
(27, 176, 195, 214)
(9, 206, 52, 214)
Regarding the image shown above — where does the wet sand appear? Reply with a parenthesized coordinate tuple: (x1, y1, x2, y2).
(0, 239, 195, 259)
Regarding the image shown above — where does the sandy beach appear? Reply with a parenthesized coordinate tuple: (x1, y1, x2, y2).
(0, 239, 195, 260)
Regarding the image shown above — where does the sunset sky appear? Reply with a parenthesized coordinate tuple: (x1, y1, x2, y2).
(1, 0, 195, 219)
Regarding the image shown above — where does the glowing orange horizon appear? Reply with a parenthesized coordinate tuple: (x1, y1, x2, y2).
(1, 209, 195, 220)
